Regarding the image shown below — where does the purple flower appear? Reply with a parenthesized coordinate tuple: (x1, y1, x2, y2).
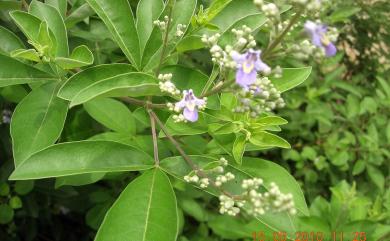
(304, 20, 337, 57)
(231, 49, 270, 89)
(175, 89, 206, 122)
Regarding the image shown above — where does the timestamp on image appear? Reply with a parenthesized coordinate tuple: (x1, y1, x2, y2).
(252, 231, 367, 241)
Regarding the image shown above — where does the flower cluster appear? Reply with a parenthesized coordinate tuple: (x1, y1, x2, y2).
(290, 40, 317, 60)
(231, 26, 257, 50)
(273, 65, 283, 78)
(184, 157, 230, 185)
(219, 195, 242, 216)
(215, 172, 235, 187)
(175, 24, 187, 37)
(158, 73, 180, 96)
(201, 25, 257, 70)
(184, 157, 229, 188)
(242, 180, 297, 216)
(153, 16, 170, 31)
(233, 77, 285, 117)
(290, 0, 323, 11)
(168, 89, 207, 123)
(254, 0, 280, 21)
(2, 109, 12, 124)
(201, 33, 234, 69)
(183, 157, 296, 217)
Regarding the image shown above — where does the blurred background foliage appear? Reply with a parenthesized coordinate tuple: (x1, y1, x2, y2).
(0, 0, 389, 240)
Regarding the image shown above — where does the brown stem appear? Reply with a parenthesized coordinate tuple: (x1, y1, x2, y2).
(120, 97, 166, 109)
(200, 79, 235, 98)
(149, 111, 239, 199)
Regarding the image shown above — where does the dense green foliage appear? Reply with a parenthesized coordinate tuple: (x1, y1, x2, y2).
(0, 0, 389, 241)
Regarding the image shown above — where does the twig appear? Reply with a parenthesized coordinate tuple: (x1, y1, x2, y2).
(150, 111, 198, 170)
(120, 97, 166, 109)
(200, 79, 235, 98)
(155, 0, 175, 76)
(148, 110, 160, 165)
(149, 111, 240, 199)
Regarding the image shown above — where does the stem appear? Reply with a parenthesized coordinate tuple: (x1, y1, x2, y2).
(201, 65, 220, 95)
(120, 97, 166, 109)
(262, 8, 304, 59)
(155, 0, 175, 76)
(200, 79, 235, 98)
(150, 111, 240, 199)
(150, 111, 198, 170)
(148, 110, 160, 165)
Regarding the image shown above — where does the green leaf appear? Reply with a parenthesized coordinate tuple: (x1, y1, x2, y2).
(301, 146, 317, 161)
(269, 67, 312, 92)
(86, 203, 112, 230)
(249, 131, 290, 149)
(178, 196, 208, 222)
(210, 0, 259, 32)
(367, 165, 385, 192)
(84, 97, 136, 135)
(352, 160, 365, 176)
(0, 0, 21, 11)
(65, 3, 95, 28)
(136, 0, 164, 54)
(9, 141, 154, 180)
(37, 21, 55, 56)
(377, 76, 390, 98)
(386, 123, 390, 142)
(209, 122, 241, 135)
(0, 204, 14, 224)
(45, 0, 67, 18)
(204, 0, 232, 22)
(9, 10, 42, 43)
(29, 0, 69, 57)
(14, 180, 34, 195)
(9, 196, 23, 209)
(218, 13, 267, 46)
(11, 83, 68, 167)
(346, 95, 359, 118)
(95, 169, 178, 241)
(255, 116, 288, 126)
(55, 173, 105, 188)
(0, 183, 10, 196)
(161, 114, 208, 137)
(0, 26, 25, 54)
(333, 81, 363, 97)
(232, 134, 246, 164)
(86, 0, 141, 68)
(329, 6, 361, 23)
(331, 151, 349, 166)
(359, 97, 377, 115)
(161, 156, 308, 238)
(176, 36, 204, 52)
(55, 45, 94, 69)
(10, 49, 40, 62)
(58, 64, 159, 106)
(0, 54, 56, 87)
(141, 0, 196, 70)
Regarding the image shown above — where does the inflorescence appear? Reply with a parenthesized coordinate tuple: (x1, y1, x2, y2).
(184, 157, 297, 217)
